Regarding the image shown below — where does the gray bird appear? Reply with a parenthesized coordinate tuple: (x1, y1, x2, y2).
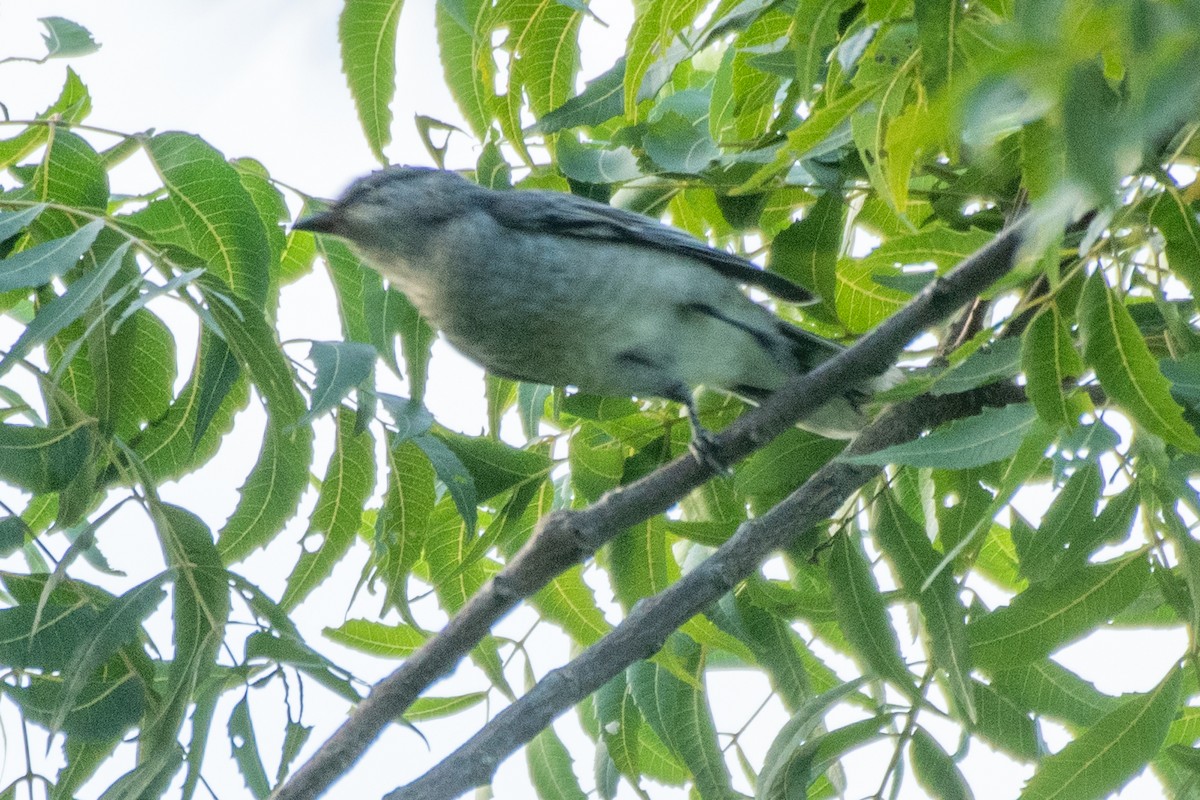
(294, 167, 877, 461)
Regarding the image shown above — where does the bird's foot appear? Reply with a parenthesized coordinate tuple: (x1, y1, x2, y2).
(689, 428, 730, 476)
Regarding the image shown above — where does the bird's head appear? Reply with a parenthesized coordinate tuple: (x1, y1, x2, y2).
(293, 166, 478, 261)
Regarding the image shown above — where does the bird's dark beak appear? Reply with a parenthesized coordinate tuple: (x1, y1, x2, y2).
(293, 209, 343, 235)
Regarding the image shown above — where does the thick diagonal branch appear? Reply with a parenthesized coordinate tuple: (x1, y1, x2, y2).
(273, 218, 1028, 800)
(387, 384, 1021, 800)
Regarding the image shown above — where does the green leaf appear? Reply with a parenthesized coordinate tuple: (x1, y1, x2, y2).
(414, 433, 478, 534)
(911, 728, 973, 800)
(39, 17, 100, 58)
(971, 678, 1041, 760)
(0, 204, 47, 242)
(969, 553, 1149, 669)
(914, 0, 960, 92)
(1150, 188, 1200, 294)
(228, 696, 270, 798)
(535, 57, 625, 133)
(324, 619, 426, 657)
(528, 724, 588, 800)
(1078, 269, 1200, 451)
(756, 678, 868, 800)
(932, 338, 1023, 396)
(281, 411, 375, 609)
(991, 660, 1118, 729)
(0, 420, 93, 494)
(436, 428, 552, 501)
(339, 0, 405, 163)
(768, 192, 844, 317)
(141, 132, 271, 304)
(1023, 305, 1084, 428)
(0, 69, 91, 171)
(1017, 466, 1101, 584)
(435, 0, 496, 140)
(1020, 668, 1181, 800)
(405, 692, 488, 722)
(203, 283, 304, 424)
(1, 241, 130, 377)
(304, 340, 376, 422)
(568, 422, 625, 503)
(49, 578, 166, 735)
(743, 80, 883, 191)
(141, 504, 229, 767)
(874, 494, 974, 721)
(623, 0, 707, 119)
(218, 421, 314, 564)
(846, 403, 1040, 469)
(375, 438, 435, 611)
(834, 255, 912, 333)
(532, 565, 611, 646)
(131, 332, 251, 483)
(628, 645, 734, 800)
(826, 533, 914, 693)
(0, 219, 104, 292)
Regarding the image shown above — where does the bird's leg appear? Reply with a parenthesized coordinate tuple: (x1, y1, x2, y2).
(664, 384, 727, 474)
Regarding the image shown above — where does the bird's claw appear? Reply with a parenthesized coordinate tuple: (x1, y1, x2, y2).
(689, 429, 731, 476)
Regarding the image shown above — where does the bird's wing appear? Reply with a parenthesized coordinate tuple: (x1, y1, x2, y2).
(481, 189, 814, 303)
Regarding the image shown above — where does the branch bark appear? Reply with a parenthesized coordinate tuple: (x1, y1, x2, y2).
(386, 384, 1022, 800)
(272, 217, 1029, 800)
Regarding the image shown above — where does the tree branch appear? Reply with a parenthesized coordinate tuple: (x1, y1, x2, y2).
(385, 384, 1023, 800)
(272, 217, 1029, 800)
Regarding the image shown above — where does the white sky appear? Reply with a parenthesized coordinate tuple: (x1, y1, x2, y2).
(0, 3, 1189, 799)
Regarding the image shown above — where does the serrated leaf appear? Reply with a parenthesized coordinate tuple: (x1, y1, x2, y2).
(1, 241, 130, 377)
(528, 723, 588, 800)
(435, 0, 496, 140)
(1078, 269, 1200, 451)
(339, 0, 405, 163)
(1017, 465, 1101, 584)
(1021, 668, 1180, 800)
(0, 69, 91, 171)
(281, 411, 375, 609)
(874, 494, 974, 721)
(623, 0, 708, 119)
(218, 421, 314, 564)
(141, 132, 271, 304)
(1023, 305, 1084, 427)
(49, 578, 165, 736)
(228, 696, 270, 798)
(768, 192, 844, 318)
(0, 420, 93, 494)
(932, 338, 1023, 396)
(433, 427, 551, 501)
(533, 565, 611, 646)
(406, 692, 489, 722)
(757, 678, 868, 800)
(826, 533, 914, 693)
(0, 219, 104, 292)
(911, 727, 973, 800)
(846, 403, 1040, 469)
(0, 204, 47, 242)
(141, 504, 229, 767)
(969, 553, 1149, 669)
(414, 433, 478, 534)
(628, 647, 734, 799)
(536, 57, 626, 133)
(991, 660, 1118, 729)
(304, 341, 375, 423)
(324, 619, 426, 657)
(39, 17, 100, 58)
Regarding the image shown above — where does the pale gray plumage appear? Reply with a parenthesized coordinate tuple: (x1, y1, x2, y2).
(294, 166, 876, 453)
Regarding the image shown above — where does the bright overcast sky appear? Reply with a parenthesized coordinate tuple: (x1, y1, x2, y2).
(0, 3, 1189, 799)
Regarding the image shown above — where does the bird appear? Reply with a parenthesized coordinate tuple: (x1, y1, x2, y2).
(293, 166, 879, 465)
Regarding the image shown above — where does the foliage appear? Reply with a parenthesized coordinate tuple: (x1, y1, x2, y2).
(2, 2, 1200, 798)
